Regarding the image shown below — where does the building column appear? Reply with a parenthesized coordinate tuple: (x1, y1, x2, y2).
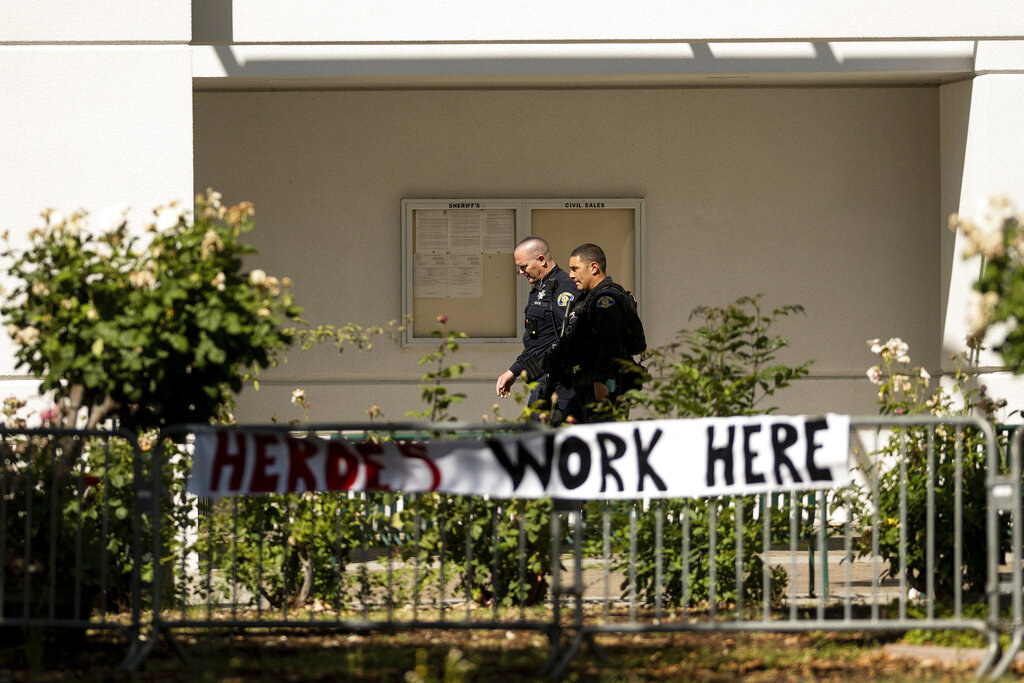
(0, 3, 194, 405)
(940, 66, 1024, 412)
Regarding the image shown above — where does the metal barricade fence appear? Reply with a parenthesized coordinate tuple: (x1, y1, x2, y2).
(0, 427, 146, 666)
(3, 417, 1021, 679)
(132, 421, 567, 672)
(546, 415, 1009, 679)
(988, 424, 1024, 678)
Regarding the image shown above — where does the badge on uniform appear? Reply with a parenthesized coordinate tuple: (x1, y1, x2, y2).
(596, 295, 615, 309)
(557, 292, 574, 307)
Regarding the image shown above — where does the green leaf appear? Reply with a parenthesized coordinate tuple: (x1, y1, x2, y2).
(168, 334, 189, 353)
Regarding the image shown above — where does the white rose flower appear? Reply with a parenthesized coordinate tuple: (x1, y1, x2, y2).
(866, 366, 883, 385)
(155, 206, 181, 231)
(129, 270, 157, 290)
(211, 272, 226, 291)
(919, 367, 930, 380)
(201, 230, 223, 258)
(885, 337, 910, 363)
(966, 291, 999, 335)
(978, 230, 1005, 260)
(15, 326, 40, 346)
(64, 214, 83, 236)
(45, 209, 65, 229)
(265, 276, 281, 297)
(893, 374, 912, 392)
(94, 202, 129, 233)
(979, 196, 1017, 235)
(291, 388, 306, 405)
(250, 269, 267, 286)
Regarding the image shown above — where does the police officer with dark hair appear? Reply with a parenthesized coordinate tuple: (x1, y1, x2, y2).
(496, 236, 578, 424)
(558, 242, 646, 423)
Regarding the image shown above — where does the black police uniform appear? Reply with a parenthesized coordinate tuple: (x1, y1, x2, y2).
(557, 276, 634, 422)
(508, 265, 577, 422)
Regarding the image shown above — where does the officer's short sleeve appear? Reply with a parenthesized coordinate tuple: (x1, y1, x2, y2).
(552, 273, 577, 325)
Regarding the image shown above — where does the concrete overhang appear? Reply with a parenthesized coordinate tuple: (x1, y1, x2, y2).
(192, 41, 983, 90)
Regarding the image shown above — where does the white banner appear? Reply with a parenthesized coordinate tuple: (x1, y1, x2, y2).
(186, 414, 851, 499)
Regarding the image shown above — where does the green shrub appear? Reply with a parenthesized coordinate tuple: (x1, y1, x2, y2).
(602, 295, 813, 607)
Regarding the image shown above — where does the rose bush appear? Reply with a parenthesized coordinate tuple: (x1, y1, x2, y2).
(1, 190, 301, 432)
(952, 196, 1024, 368)
(855, 337, 1007, 599)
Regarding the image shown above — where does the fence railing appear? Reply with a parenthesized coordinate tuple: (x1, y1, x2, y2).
(2, 417, 1022, 678)
(0, 427, 147, 665)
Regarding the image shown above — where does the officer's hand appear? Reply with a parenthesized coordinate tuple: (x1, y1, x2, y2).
(593, 381, 610, 402)
(496, 370, 516, 398)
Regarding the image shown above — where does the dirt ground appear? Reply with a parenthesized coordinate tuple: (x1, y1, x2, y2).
(1, 627, 1018, 682)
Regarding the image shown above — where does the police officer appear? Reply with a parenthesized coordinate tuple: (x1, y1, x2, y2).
(496, 236, 578, 423)
(560, 242, 646, 423)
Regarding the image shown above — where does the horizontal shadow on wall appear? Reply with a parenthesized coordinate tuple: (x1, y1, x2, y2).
(201, 42, 974, 83)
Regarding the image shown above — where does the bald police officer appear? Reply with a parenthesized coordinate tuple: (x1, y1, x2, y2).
(496, 236, 578, 424)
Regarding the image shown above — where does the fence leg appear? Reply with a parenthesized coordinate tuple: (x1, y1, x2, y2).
(805, 495, 815, 599)
(819, 490, 829, 603)
(976, 628, 1004, 679)
(119, 632, 153, 671)
(120, 625, 192, 670)
(987, 627, 1022, 679)
(536, 506, 565, 678)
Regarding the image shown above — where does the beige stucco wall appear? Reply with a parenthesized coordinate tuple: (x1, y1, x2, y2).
(194, 86, 940, 423)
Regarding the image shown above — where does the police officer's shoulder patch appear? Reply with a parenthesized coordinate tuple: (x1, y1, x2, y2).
(557, 292, 574, 307)
(596, 295, 616, 309)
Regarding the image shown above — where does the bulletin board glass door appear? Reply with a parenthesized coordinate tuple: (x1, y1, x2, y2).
(407, 204, 519, 339)
(402, 198, 643, 345)
(528, 207, 638, 299)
